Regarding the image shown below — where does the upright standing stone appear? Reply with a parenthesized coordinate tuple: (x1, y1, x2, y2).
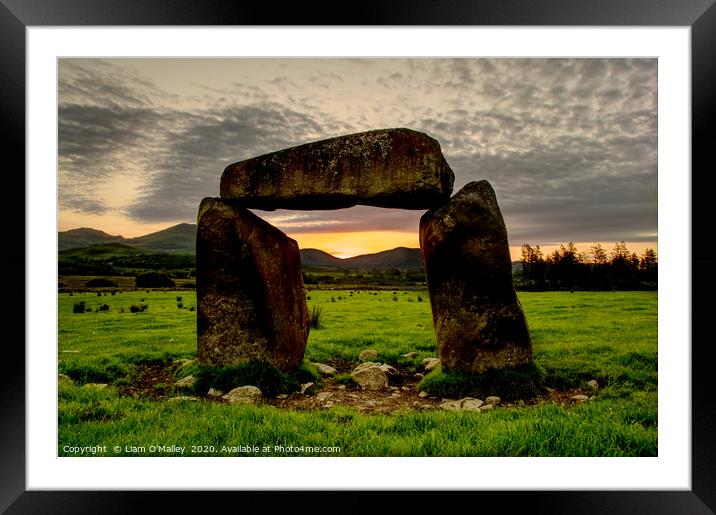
(419, 181, 533, 373)
(196, 198, 309, 371)
(220, 128, 454, 210)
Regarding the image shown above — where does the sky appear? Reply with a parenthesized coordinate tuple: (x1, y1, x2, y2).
(58, 58, 657, 259)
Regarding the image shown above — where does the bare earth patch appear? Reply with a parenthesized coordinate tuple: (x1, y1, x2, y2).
(119, 362, 594, 413)
(117, 363, 177, 400)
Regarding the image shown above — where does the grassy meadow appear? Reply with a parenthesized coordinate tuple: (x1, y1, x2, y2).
(58, 289, 657, 457)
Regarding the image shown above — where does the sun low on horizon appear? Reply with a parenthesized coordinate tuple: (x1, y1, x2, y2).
(285, 231, 419, 259)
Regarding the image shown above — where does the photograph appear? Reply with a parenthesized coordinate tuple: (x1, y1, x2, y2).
(56, 57, 659, 458)
(4, 4, 711, 509)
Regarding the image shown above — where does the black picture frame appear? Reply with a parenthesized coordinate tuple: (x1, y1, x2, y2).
(2, 1, 714, 512)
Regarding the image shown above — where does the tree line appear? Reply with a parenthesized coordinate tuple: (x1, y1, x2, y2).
(516, 241, 657, 291)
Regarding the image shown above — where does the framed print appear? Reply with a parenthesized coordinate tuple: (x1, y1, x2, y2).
(3, 0, 715, 512)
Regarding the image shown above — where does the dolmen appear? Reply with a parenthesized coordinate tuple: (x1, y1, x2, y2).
(197, 127, 532, 376)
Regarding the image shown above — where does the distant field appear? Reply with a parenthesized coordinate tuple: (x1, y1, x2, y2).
(59, 275, 196, 290)
(58, 289, 657, 457)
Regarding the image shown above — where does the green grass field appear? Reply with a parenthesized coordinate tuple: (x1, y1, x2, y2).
(58, 289, 657, 457)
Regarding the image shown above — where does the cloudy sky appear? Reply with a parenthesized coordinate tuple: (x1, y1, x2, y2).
(58, 58, 657, 258)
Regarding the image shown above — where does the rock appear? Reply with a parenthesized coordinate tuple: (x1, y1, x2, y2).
(174, 375, 197, 390)
(300, 382, 316, 395)
(401, 386, 410, 391)
(276, 394, 288, 399)
(460, 398, 484, 411)
(423, 358, 440, 372)
(353, 362, 379, 373)
(587, 380, 599, 390)
(439, 397, 484, 411)
(168, 396, 201, 402)
(418, 391, 430, 398)
(82, 383, 108, 390)
(401, 352, 418, 359)
(323, 401, 334, 408)
(359, 349, 379, 362)
(222, 385, 263, 405)
(312, 362, 337, 377)
(439, 399, 463, 411)
(338, 385, 346, 390)
(58, 374, 73, 385)
(379, 364, 398, 376)
(419, 181, 533, 373)
(316, 392, 334, 402)
(220, 128, 454, 210)
(207, 388, 224, 398)
(173, 358, 193, 366)
(414, 373, 425, 380)
(350, 364, 389, 390)
(196, 198, 309, 371)
(571, 394, 590, 402)
(479, 404, 495, 412)
(485, 396, 501, 406)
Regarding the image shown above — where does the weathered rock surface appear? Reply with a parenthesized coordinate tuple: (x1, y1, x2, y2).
(58, 374, 73, 385)
(379, 364, 398, 376)
(440, 397, 484, 412)
(571, 394, 590, 403)
(485, 396, 501, 406)
(359, 349, 379, 362)
(300, 382, 316, 395)
(351, 363, 389, 390)
(207, 388, 224, 398)
(222, 385, 263, 405)
(174, 375, 196, 390)
(196, 198, 309, 371)
(401, 352, 418, 359)
(423, 358, 440, 372)
(419, 180, 533, 373)
(312, 362, 337, 377)
(220, 128, 454, 210)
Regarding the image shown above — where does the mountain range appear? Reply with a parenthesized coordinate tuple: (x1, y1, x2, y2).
(59, 224, 426, 270)
(59, 224, 197, 254)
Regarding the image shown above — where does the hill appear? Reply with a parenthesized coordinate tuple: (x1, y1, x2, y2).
(58, 228, 126, 251)
(126, 223, 196, 254)
(59, 224, 197, 254)
(299, 249, 347, 268)
(343, 247, 423, 270)
(59, 224, 424, 270)
(59, 242, 150, 259)
(300, 247, 423, 271)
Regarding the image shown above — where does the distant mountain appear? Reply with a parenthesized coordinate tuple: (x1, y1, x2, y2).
(299, 248, 346, 268)
(127, 223, 196, 254)
(59, 224, 425, 270)
(343, 247, 423, 270)
(59, 224, 197, 254)
(300, 247, 423, 270)
(58, 228, 126, 251)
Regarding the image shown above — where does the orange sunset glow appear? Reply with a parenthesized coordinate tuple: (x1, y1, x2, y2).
(287, 231, 420, 259)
